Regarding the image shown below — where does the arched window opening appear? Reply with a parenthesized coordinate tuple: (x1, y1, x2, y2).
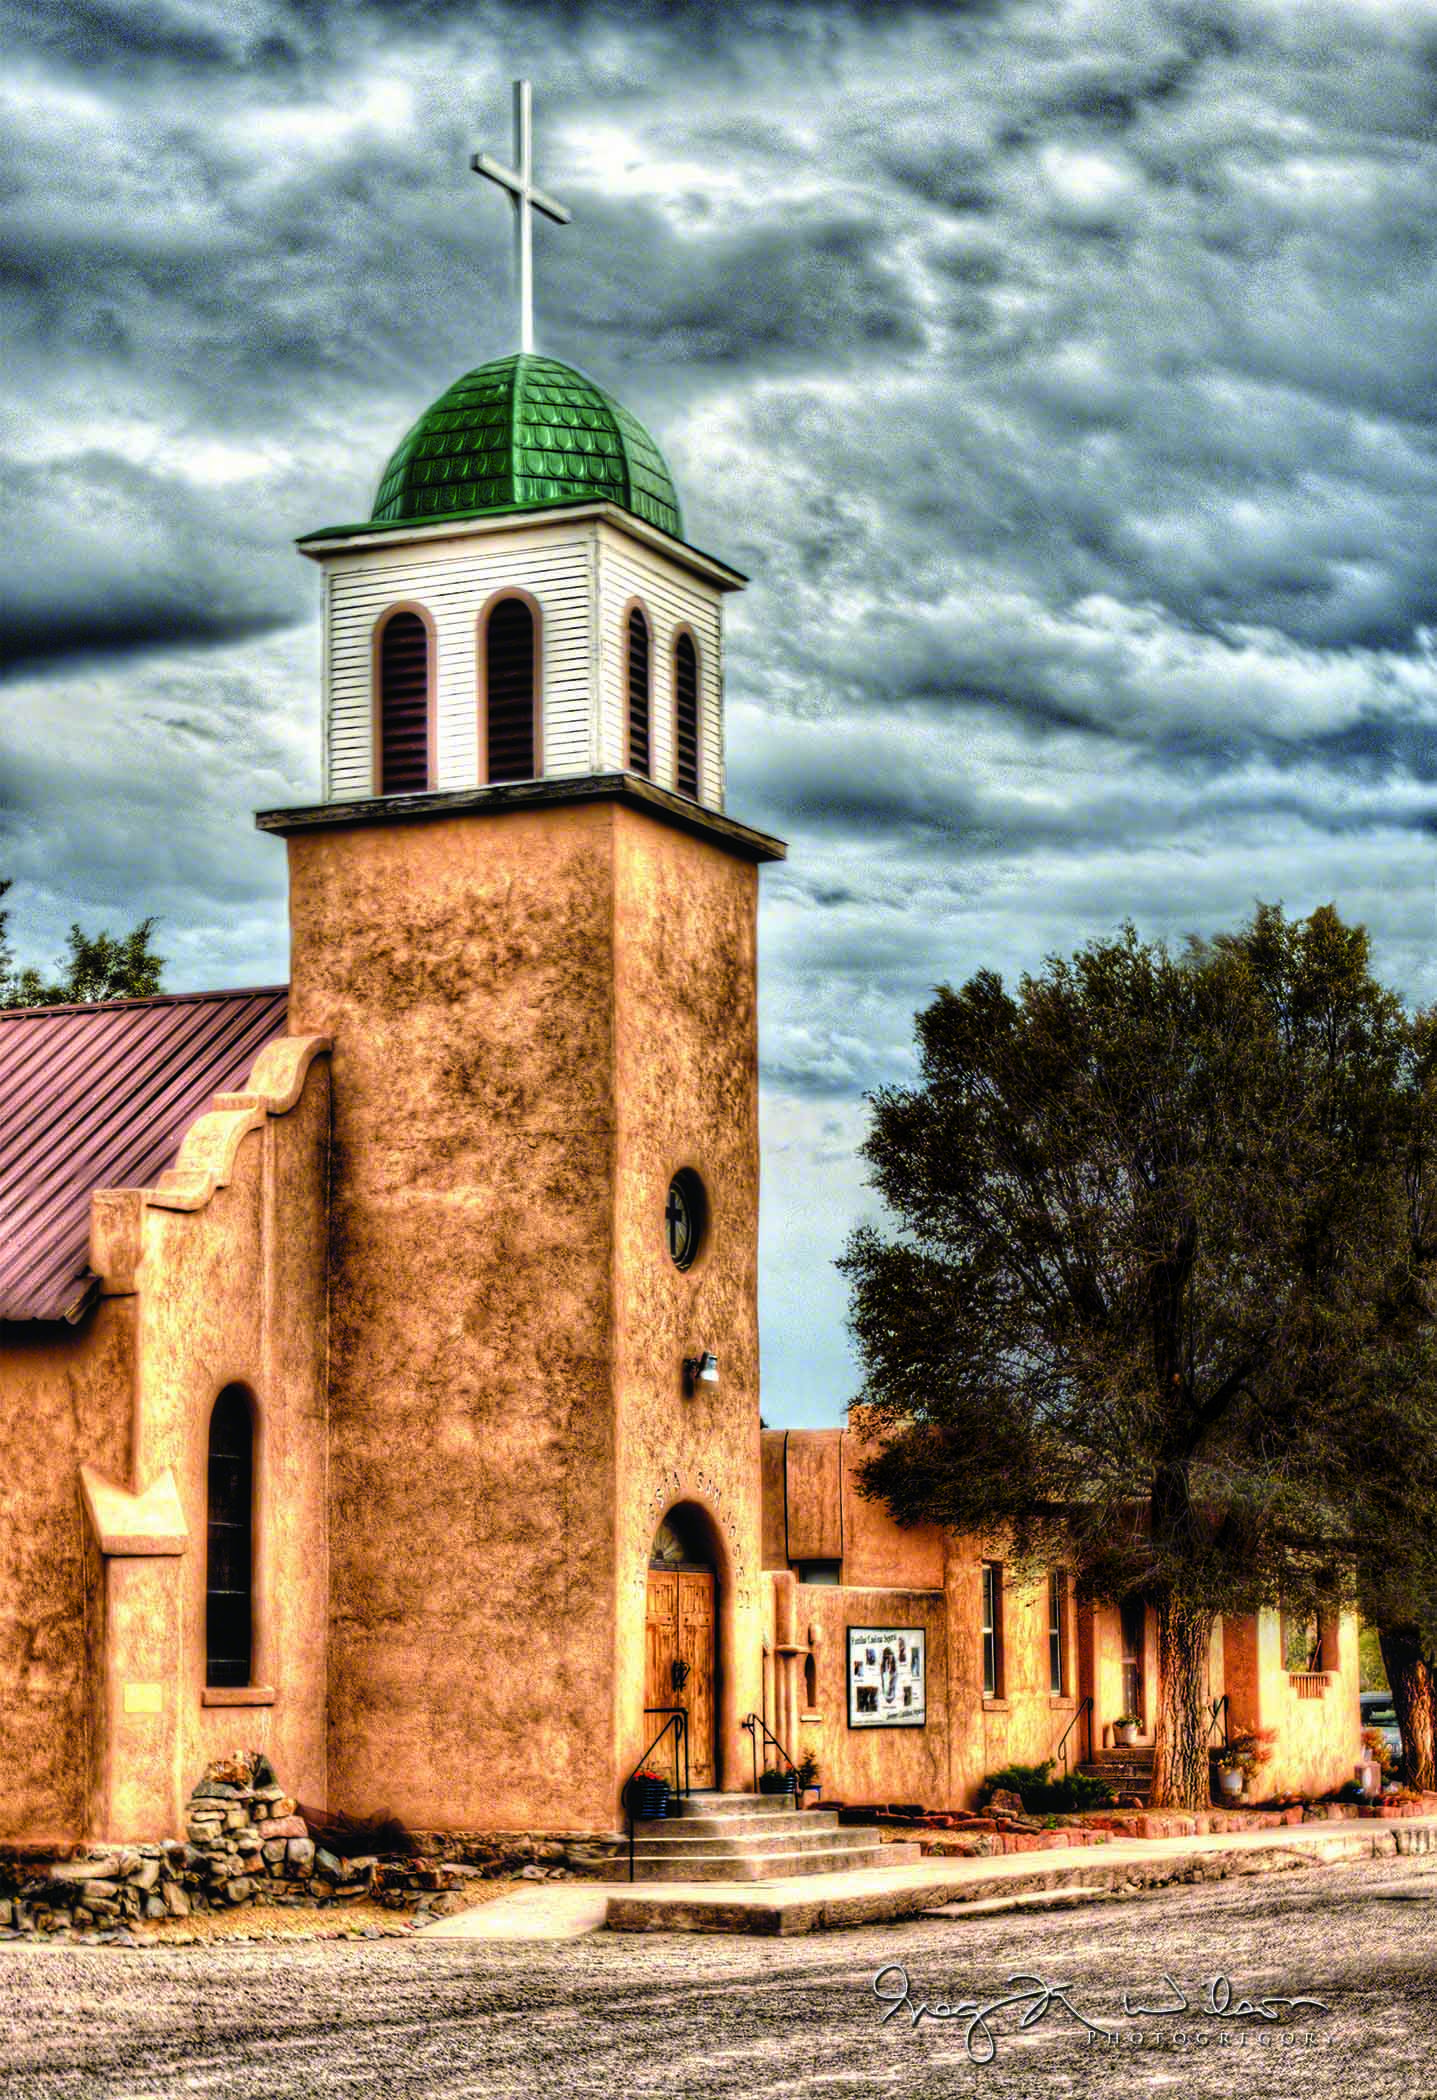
(206, 1385, 253, 1688)
(485, 596, 538, 782)
(674, 632, 700, 799)
(626, 605, 651, 777)
(804, 1651, 817, 1708)
(377, 609, 430, 794)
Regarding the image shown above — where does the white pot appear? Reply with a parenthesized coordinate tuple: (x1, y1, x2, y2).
(1218, 1767, 1244, 1798)
(1114, 1724, 1139, 1748)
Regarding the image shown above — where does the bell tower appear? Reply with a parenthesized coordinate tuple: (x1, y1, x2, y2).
(256, 87, 785, 1836)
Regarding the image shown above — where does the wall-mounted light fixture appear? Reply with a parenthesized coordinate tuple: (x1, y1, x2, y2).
(682, 1351, 719, 1397)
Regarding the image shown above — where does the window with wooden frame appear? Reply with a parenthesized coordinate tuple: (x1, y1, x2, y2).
(981, 1560, 1004, 1698)
(375, 607, 432, 794)
(673, 630, 700, 798)
(1048, 1569, 1068, 1695)
(483, 593, 539, 783)
(625, 603, 651, 777)
(1282, 1610, 1324, 1673)
(206, 1385, 254, 1689)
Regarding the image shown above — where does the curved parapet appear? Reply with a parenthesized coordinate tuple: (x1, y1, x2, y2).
(145, 1035, 331, 1215)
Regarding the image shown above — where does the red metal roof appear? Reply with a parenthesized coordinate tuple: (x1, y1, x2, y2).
(0, 986, 288, 1324)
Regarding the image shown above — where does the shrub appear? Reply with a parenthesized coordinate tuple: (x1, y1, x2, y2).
(980, 1761, 1114, 1814)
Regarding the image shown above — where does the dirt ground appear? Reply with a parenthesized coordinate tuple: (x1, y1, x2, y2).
(2, 1850, 1435, 2098)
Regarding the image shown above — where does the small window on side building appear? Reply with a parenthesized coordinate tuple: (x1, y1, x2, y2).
(1049, 1569, 1068, 1695)
(982, 1560, 1004, 1697)
(797, 1560, 842, 1586)
(207, 1385, 254, 1689)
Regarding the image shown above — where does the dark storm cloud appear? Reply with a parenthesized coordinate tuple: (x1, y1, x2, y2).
(7, 0, 1437, 1420)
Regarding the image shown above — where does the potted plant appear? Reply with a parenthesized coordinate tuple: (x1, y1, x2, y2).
(1112, 1712, 1142, 1748)
(626, 1767, 670, 1821)
(758, 1763, 799, 1798)
(795, 1751, 820, 1806)
(1215, 1729, 1274, 1803)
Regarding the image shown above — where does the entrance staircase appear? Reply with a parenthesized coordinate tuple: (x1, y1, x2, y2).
(578, 1792, 922, 1883)
(1075, 1746, 1154, 1805)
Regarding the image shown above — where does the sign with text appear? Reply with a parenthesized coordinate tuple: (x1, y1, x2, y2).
(847, 1625, 926, 1728)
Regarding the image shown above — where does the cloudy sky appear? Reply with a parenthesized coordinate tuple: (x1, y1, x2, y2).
(5, 0, 1437, 1425)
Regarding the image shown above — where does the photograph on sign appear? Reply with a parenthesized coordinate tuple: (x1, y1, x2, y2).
(847, 1625, 925, 1728)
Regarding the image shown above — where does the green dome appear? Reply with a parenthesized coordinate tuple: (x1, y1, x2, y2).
(371, 353, 683, 539)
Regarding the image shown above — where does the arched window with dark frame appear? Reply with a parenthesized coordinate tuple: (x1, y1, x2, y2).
(206, 1385, 253, 1688)
(376, 608, 430, 794)
(485, 595, 538, 782)
(674, 631, 700, 799)
(626, 605, 651, 777)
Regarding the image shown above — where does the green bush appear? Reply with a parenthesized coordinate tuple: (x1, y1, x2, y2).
(979, 1760, 1114, 1813)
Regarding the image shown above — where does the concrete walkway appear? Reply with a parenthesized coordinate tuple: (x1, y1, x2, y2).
(603, 1812, 1437, 1936)
(415, 1813, 1437, 1941)
(417, 1886, 613, 1940)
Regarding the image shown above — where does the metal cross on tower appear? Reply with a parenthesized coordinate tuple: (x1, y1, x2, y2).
(470, 80, 572, 355)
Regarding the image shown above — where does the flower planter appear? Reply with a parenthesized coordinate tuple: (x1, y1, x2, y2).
(627, 1775, 670, 1821)
(759, 1768, 798, 1798)
(800, 1786, 821, 1809)
(1113, 1724, 1140, 1749)
(1217, 1766, 1244, 1800)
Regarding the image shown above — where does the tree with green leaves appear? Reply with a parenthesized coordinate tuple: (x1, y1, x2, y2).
(841, 904, 1433, 1810)
(0, 880, 165, 1007)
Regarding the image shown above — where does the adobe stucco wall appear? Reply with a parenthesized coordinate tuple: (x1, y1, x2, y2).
(1225, 1607, 1362, 1800)
(287, 796, 770, 1834)
(0, 1303, 133, 1846)
(611, 808, 765, 1804)
(0, 1044, 331, 1847)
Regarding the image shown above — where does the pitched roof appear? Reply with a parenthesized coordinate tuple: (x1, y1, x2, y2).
(0, 986, 288, 1324)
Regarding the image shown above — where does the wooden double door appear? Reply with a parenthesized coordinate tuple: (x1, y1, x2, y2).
(644, 1567, 716, 1788)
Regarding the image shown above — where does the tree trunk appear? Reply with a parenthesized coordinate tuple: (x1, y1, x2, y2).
(1378, 1624, 1437, 1791)
(1148, 1591, 1216, 1810)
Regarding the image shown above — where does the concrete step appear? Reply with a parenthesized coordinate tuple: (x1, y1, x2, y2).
(668, 1792, 797, 1818)
(625, 1841, 921, 1883)
(633, 1809, 831, 1840)
(630, 1827, 879, 1861)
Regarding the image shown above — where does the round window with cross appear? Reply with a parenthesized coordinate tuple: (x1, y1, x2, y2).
(665, 1169, 707, 1271)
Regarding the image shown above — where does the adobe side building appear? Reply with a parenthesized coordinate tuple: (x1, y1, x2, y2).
(0, 147, 1359, 1853)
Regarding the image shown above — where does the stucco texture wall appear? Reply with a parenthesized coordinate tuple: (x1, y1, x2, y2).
(0, 1303, 134, 1846)
(1227, 1608, 1362, 1801)
(288, 798, 770, 1834)
(611, 808, 765, 1808)
(0, 1045, 331, 1847)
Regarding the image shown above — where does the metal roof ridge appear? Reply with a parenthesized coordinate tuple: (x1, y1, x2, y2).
(0, 984, 288, 1022)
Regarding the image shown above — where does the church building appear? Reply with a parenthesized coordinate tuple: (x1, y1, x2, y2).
(0, 97, 1359, 1861)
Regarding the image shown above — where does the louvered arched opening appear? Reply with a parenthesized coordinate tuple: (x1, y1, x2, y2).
(674, 631, 700, 799)
(376, 608, 431, 794)
(485, 595, 538, 782)
(206, 1385, 254, 1689)
(626, 605, 651, 777)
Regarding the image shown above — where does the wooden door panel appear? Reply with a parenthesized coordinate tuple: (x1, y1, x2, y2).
(678, 1570, 715, 1787)
(645, 1571, 680, 1786)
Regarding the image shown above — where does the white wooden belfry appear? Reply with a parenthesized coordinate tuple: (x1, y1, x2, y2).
(300, 81, 743, 810)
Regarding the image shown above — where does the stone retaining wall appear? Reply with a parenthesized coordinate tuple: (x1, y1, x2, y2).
(0, 1753, 614, 1941)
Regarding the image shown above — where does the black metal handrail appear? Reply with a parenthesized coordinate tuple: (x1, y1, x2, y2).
(624, 1707, 689, 1883)
(1207, 1694, 1230, 1750)
(1055, 1695, 1093, 1772)
(741, 1711, 798, 1794)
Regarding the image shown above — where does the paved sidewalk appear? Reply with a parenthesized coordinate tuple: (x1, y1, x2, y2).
(417, 1885, 612, 1940)
(412, 1812, 1437, 1941)
(602, 1810, 1437, 1936)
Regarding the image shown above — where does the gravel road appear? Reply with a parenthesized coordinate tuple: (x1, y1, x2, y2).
(3, 1852, 1435, 2100)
